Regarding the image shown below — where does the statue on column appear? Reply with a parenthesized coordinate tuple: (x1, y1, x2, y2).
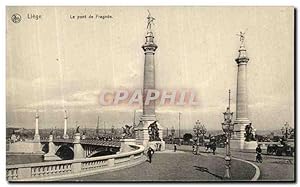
(236, 29, 247, 45)
(146, 10, 155, 31)
(148, 121, 161, 141)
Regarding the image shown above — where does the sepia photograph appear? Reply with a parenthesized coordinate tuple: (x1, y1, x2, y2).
(6, 6, 295, 182)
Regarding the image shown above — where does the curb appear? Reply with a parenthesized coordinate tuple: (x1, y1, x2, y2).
(170, 147, 261, 181)
(231, 157, 260, 181)
(202, 152, 260, 181)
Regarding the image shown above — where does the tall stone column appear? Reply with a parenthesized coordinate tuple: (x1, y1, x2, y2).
(234, 42, 250, 137)
(32, 110, 42, 153)
(135, 12, 165, 151)
(33, 110, 40, 142)
(141, 32, 157, 120)
(231, 35, 257, 150)
(63, 110, 69, 139)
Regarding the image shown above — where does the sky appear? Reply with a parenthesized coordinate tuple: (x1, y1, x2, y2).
(6, 6, 294, 131)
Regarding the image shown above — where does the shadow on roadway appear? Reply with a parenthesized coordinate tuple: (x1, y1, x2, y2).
(194, 166, 223, 180)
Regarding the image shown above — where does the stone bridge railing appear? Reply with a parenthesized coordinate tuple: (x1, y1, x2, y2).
(7, 144, 145, 181)
(40, 138, 121, 148)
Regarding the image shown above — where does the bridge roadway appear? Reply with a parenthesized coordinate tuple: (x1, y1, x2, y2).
(174, 145, 295, 181)
(40, 138, 121, 148)
(66, 150, 256, 181)
(66, 144, 294, 181)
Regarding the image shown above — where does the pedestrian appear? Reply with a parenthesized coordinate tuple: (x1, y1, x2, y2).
(211, 141, 217, 155)
(256, 145, 263, 163)
(174, 144, 177, 152)
(147, 147, 155, 163)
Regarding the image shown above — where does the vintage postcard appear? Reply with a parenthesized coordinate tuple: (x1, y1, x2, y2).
(6, 6, 295, 182)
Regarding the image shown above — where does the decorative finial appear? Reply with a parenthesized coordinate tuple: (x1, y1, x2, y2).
(146, 10, 155, 32)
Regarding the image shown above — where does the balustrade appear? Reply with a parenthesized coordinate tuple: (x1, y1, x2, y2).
(7, 144, 145, 181)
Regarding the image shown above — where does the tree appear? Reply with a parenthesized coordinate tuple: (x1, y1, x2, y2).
(183, 133, 193, 142)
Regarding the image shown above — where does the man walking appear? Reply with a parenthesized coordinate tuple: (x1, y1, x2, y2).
(256, 145, 263, 163)
(147, 147, 155, 163)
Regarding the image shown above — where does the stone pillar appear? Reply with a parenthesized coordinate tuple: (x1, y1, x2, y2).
(32, 110, 42, 153)
(73, 133, 84, 159)
(33, 110, 40, 142)
(231, 40, 257, 150)
(234, 43, 250, 139)
(44, 134, 61, 161)
(135, 29, 158, 147)
(135, 14, 165, 151)
(141, 31, 157, 120)
(63, 110, 69, 139)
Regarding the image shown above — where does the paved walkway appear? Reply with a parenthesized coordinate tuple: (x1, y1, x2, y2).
(171, 144, 295, 181)
(68, 150, 255, 182)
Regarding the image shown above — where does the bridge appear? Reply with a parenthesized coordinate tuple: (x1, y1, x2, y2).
(6, 109, 166, 181)
(7, 129, 148, 181)
(40, 138, 121, 160)
(7, 143, 145, 181)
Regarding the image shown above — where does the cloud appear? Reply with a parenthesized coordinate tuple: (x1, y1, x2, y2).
(66, 90, 99, 102)
(13, 90, 100, 112)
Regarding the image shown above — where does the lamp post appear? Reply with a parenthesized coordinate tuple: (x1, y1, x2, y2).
(133, 110, 136, 127)
(222, 89, 234, 180)
(178, 112, 182, 139)
(193, 120, 202, 154)
(194, 121, 207, 146)
(281, 122, 292, 140)
(171, 127, 175, 144)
